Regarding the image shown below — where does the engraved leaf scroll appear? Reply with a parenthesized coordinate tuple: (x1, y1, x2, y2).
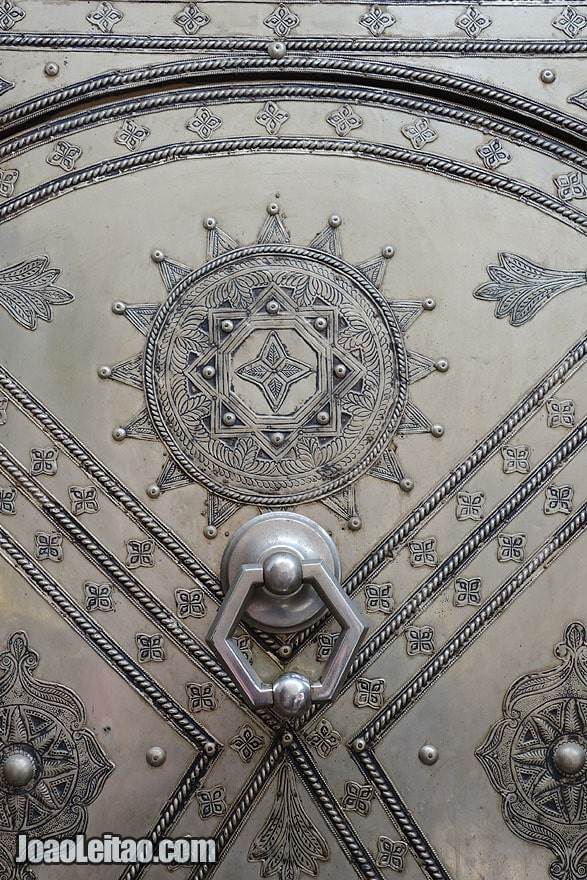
(0, 256, 74, 330)
(473, 252, 586, 326)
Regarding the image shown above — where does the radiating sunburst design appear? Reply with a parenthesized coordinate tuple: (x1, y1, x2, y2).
(99, 203, 447, 533)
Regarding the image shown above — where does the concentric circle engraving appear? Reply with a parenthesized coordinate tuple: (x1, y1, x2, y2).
(144, 245, 408, 505)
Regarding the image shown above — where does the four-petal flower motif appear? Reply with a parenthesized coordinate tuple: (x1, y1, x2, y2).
(326, 105, 363, 137)
(554, 171, 587, 201)
(342, 781, 374, 816)
(354, 677, 386, 709)
(84, 581, 114, 612)
(552, 6, 587, 38)
(359, 5, 395, 37)
(405, 626, 435, 655)
(186, 107, 223, 140)
(401, 118, 438, 150)
(501, 444, 530, 474)
(0, 0, 24, 31)
(364, 582, 393, 613)
(455, 5, 492, 38)
(497, 532, 526, 563)
(114, 119, 150, 152)
(126, 539, 155, 568)
(546, 398, 575, 429)
(34, 531, 63, 562)
(453, 577, 482, 607)
(255, 101, 290, 135)
(306, 720, 342, 758)
(175, 588, 206, 618)
(0, 394, 7, 425)
(456, 490, 485, 521)
(135, 633, 166, 663)
(0, 168, 19, 198)
(408, 538, 438, 568)
(196, 786, 227, 819)
(173, 3, 210, 35)
(229, 724, 265, 763)
(86, 1, 123, 33)
(0, 487, 15, 515)
(263, 4, 300, 38)
(69, 485, 100, 515)
(235, 634, 253, 663)
(30, 447, 59, 476)
(544, 484, 574, 516)
(316, 631, 340, 661)
(46, 141, 83, 172)
(186, 681, 217, 712)
(476, 139, 511, 170)
(376, 836, 408, 871)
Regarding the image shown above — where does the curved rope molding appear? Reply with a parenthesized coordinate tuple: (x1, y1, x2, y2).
(0, 138, 586, 234)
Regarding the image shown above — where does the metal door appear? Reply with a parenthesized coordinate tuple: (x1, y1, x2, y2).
(0, 2, 586, 878)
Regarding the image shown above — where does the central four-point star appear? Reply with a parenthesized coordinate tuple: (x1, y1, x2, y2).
(235, 331, 314, 412)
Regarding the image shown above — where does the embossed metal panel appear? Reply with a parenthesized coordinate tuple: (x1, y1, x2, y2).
(0, 2, 586, 879)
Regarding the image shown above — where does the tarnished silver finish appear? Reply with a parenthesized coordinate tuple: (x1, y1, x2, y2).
(418, 744, 439, 766)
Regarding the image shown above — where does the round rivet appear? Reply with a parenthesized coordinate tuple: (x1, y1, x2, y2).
(203, 742, 216, 756)
(44, 62, 60, 77)
(316, 411, 330, 426)
(221, 319, 234, 333)
(334, 363, 347, 378)
(329, 214, 341, 228)
(314, 316, 328, 331)
(270, 432, 285, 446)
(266, 300, 280, 315)
(222, 412, 236, 427)
(435, 358, 449, 372)
(278, 644, 293, 660)
(202, 365, 216, 380)
(348, 515, 362, 531)
(146, 484, 161, 499)
(422, 297, 436, 311)
(2, 751, 36, 787)
(400, 477, 414, 492)
(97, 365, 112, 379)
(112, 301, 126, 315)
(272, 672, 312, 718)
(203, 217, 217, 230)
(150, 249, 165, 264)
(112, 427, 127, 441)
(540, 69, 556, 84)
(204, 525, 217, 539)
(267, 41, 287, 59)
(553, 741, 585, 775)
(431, 424, 445, 438)
(267, 202, 280, 215)
(263, 552, 303, 597)
(146, 746, 166, 767)
(381, 245, 395, 259)
(281, 731, 294, 746)
(418, 744, 439, 765)
(352, 738, 366, 753)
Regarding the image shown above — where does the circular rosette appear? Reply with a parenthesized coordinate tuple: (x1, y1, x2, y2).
(144, 245, 408, 505)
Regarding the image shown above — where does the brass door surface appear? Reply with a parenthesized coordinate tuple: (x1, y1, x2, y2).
(0, 3, 586, 878)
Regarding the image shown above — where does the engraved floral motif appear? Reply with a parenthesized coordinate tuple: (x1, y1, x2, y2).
(453, 577, 482, 607)
(249, 763, 328, 877)
(235, 634, 253, 663)
(0, 0, 24, 31)
(544, 485, 574, 516)
(552, 6, 587, 38)
(68, 485, 100, 515)
(86, 1, 123, 33)
(173, 3, 210, 35)
(30, 447, 58, 476)
(316, 632, 339, 662)
(496, 533, 526, 563)
(455, 5, 492, 38)
(0, 488, 15, 515)
(255, 101, 290, 136)
(0, 168, 18, 198)
(0, 632, 113, 874)
(364, 582, 393, 613)
(237, 331, 313, 411)
(376, 837, 408, 871)
(354, 677, 386, 709)
(400, 118, 438, 149)
(342, 780, 374, 816)
(114, 119, 150, 152)
(456, 490, 485, 521)
(359, 5, 395, 36)
(0, 394, 7, 425)
(46, 141, 83, 172)
(84, 581, 114, 612)
(477, 622, 587, 880)
(405, 626, 435, 656)
(175, 588, 206, 618)
(229, 724, 265, 763)
(196, 786, 227, 819)
(306, 719, 342, 758)
(186, 107, 223, 140)
(554, 171, 587, 201)
(185, 682, 217, 713)
(546, 398, 576, 429)
(34, 532, 63, 562)
(473, 253, 586, 327)
(135, 633, 166, 663)
(126, 539, 155, 568)
(263, 5, 300, 38)
(501, 445, 530, 474)
(408, 538, 438, 568)
(476, 138, 511, 170)
(0, 255, 75, 331)
(326, 105, 363, 136)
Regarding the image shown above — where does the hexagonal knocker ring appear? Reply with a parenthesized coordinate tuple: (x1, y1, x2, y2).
(207, 513, 367, 718)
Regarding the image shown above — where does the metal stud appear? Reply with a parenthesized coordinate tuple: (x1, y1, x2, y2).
(334, 363, 347, 378)
(352, 738, 366, 753)
(347, 515, 362, 531)
(222, 412, 236, 427)
(400, 477, 414, 492)
(540, 69, 556, 84)
(44, 62, 60, 77)
(435, 358, 450, 372)
(316, 411, 330, 426)
(112, 427, 127, 441)
(266, 300, 280, 315)
(278, 644, 293, 660)
(267, 41, 287, 59)
(270, 432, 285, 446)
(2, 751, 36, 787)
(281, 731, 294, 746)
(418, 744, 439, 765)
(150, 249, 165, 263)
(422, 297, 436, 311)
(112, 301, 126, 315)
(204, 525, 218, 539)
(221, 319, 234, 333)
(146, 746, 167, 767)
(553, 741, 585, 775)
(381, 245, 395, 259)
(203, 742, 216, 756)
(97, 365, 112, 379)
(263, 552, 303, 597)
(267, 202, 280, 215)
(329, 214, 341, 228)
(314, 316, 328, 331)
(146, 485, 161, 499)
(202, 365, 216, 380)
(203, 217, 217, 230)
(431, 424, 445, 438)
